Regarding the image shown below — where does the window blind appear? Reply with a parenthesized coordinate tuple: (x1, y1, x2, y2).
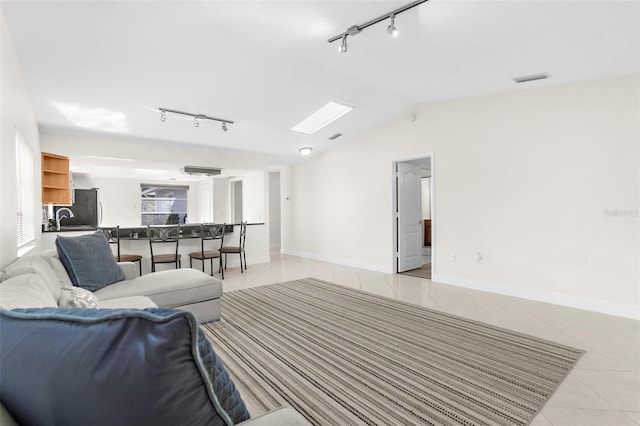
(16, 130, 35, 249)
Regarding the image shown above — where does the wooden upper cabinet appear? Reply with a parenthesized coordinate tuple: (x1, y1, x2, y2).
(42, 152, 71, 204)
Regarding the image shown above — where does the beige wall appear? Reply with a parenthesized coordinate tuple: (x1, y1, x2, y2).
(0, 10, 41, 268)
(282, 75, 640, 319)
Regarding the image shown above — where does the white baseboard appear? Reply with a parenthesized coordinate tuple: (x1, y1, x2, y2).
(222, 256, 270, 268)
(275, 250, 638, 320)
(432, 273, 640, 321)
(281, 249, 392, 274)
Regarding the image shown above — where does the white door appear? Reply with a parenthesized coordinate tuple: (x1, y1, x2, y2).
(397, 162, 423, 272)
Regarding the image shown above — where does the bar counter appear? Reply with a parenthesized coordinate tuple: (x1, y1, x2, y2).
(40, 222, 267, 276)
(98, 224, 236, 240)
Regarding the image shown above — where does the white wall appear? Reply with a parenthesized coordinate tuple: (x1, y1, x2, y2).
(282, 75, 640, 319)
(194, 178, 213, 223)
(0, 10, 42, 268)
(241, 170, 266, 223)
(212, 178, 230, 223)
(269, 172, 281, 249)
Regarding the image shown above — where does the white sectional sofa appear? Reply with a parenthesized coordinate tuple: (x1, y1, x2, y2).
(0, 250, 311, 426)
(0, 249, 221, 323)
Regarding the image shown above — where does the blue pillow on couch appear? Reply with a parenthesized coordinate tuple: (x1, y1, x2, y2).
(0, 308, 249, 426)
(55, 232, 125, 291)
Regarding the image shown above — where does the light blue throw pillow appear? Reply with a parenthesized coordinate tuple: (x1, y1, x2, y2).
(55, 232, 125, 291)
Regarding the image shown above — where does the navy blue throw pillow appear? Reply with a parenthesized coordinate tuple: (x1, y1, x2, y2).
(0, 308, 249, 426)
(55, 232, 125, 291)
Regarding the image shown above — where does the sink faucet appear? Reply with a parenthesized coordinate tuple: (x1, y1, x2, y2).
(55, 208, 75, 231)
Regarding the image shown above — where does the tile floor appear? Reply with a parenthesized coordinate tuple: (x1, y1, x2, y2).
(217, 251, 640, 426)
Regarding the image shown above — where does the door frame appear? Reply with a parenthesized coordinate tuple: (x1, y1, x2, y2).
(391, 152, 435, 275)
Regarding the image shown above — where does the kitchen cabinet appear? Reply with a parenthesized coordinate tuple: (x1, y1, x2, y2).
(42, 152, 71, 204)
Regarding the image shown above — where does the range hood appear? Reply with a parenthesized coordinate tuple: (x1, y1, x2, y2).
(180, 166, 222, 176)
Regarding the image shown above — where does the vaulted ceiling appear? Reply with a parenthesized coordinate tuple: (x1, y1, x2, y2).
(3, 1, 638, 166)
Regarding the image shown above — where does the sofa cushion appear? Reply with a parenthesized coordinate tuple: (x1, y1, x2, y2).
(58, 286, 100, 308)
(38, 250, 74, 287)
(0, 274, 58, 309)
(94, 268, 222, 308)
(2, 256, 62, 302)
(55, 232, 125, 291)
(0, 308, 248, 426)
(99, 296, 158, 310)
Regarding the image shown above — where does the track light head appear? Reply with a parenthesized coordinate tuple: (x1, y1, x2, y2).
(160, 109, 166, 122)
(194, 116, 200, 127)
(222, 122, 228, 132)
(338, 35, 348, 53)
(387, 14, 398, 37)
(328, 0, 426, 51)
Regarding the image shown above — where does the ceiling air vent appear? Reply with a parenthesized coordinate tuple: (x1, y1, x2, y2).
(513, 73, 551, 83)
(180, 166, 222, 176)
(328, 133, 342, 140)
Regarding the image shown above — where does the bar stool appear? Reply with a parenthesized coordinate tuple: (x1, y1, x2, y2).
(219, 221, 247, 273)
(114, 226, 143, 276)
(148, 225, 181, 272)
(188, 223, 225, 279)
(101, 227, 143, 276)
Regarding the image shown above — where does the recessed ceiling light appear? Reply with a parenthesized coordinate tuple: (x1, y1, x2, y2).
(290, 101, 354, 135)
(298, 147, 313, 156)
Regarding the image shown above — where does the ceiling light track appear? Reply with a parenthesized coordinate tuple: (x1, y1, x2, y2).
(328, 0, 428, 50)
(159, 107, 233, 131)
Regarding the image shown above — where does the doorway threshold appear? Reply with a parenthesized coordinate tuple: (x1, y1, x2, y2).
(400, 263, 431, 279)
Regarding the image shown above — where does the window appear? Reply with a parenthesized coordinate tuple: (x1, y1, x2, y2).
(141, 185, 188, 226)
(16, 129, 35, 252)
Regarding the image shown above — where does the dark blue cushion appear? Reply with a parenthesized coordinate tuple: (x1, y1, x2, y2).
(55, 232, 125, 291)
(0, 308, 249, 426)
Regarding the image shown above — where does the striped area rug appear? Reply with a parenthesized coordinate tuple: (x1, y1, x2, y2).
(201, 278, 583, 426)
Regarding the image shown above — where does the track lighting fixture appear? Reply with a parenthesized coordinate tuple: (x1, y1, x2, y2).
(338, 35, 348, 53)
(159, 108, 234, 131)
(328, 0, 427, 51)
(387, 14, 399, 37)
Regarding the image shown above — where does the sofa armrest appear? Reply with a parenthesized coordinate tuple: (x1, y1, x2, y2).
(238, 407, 311, 426)
(117, 262, 138, 280)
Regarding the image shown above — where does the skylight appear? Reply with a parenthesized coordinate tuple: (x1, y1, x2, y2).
(290, 101, 353, 135)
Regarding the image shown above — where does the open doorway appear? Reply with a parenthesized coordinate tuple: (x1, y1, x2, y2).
(392, 154, 433, 279)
